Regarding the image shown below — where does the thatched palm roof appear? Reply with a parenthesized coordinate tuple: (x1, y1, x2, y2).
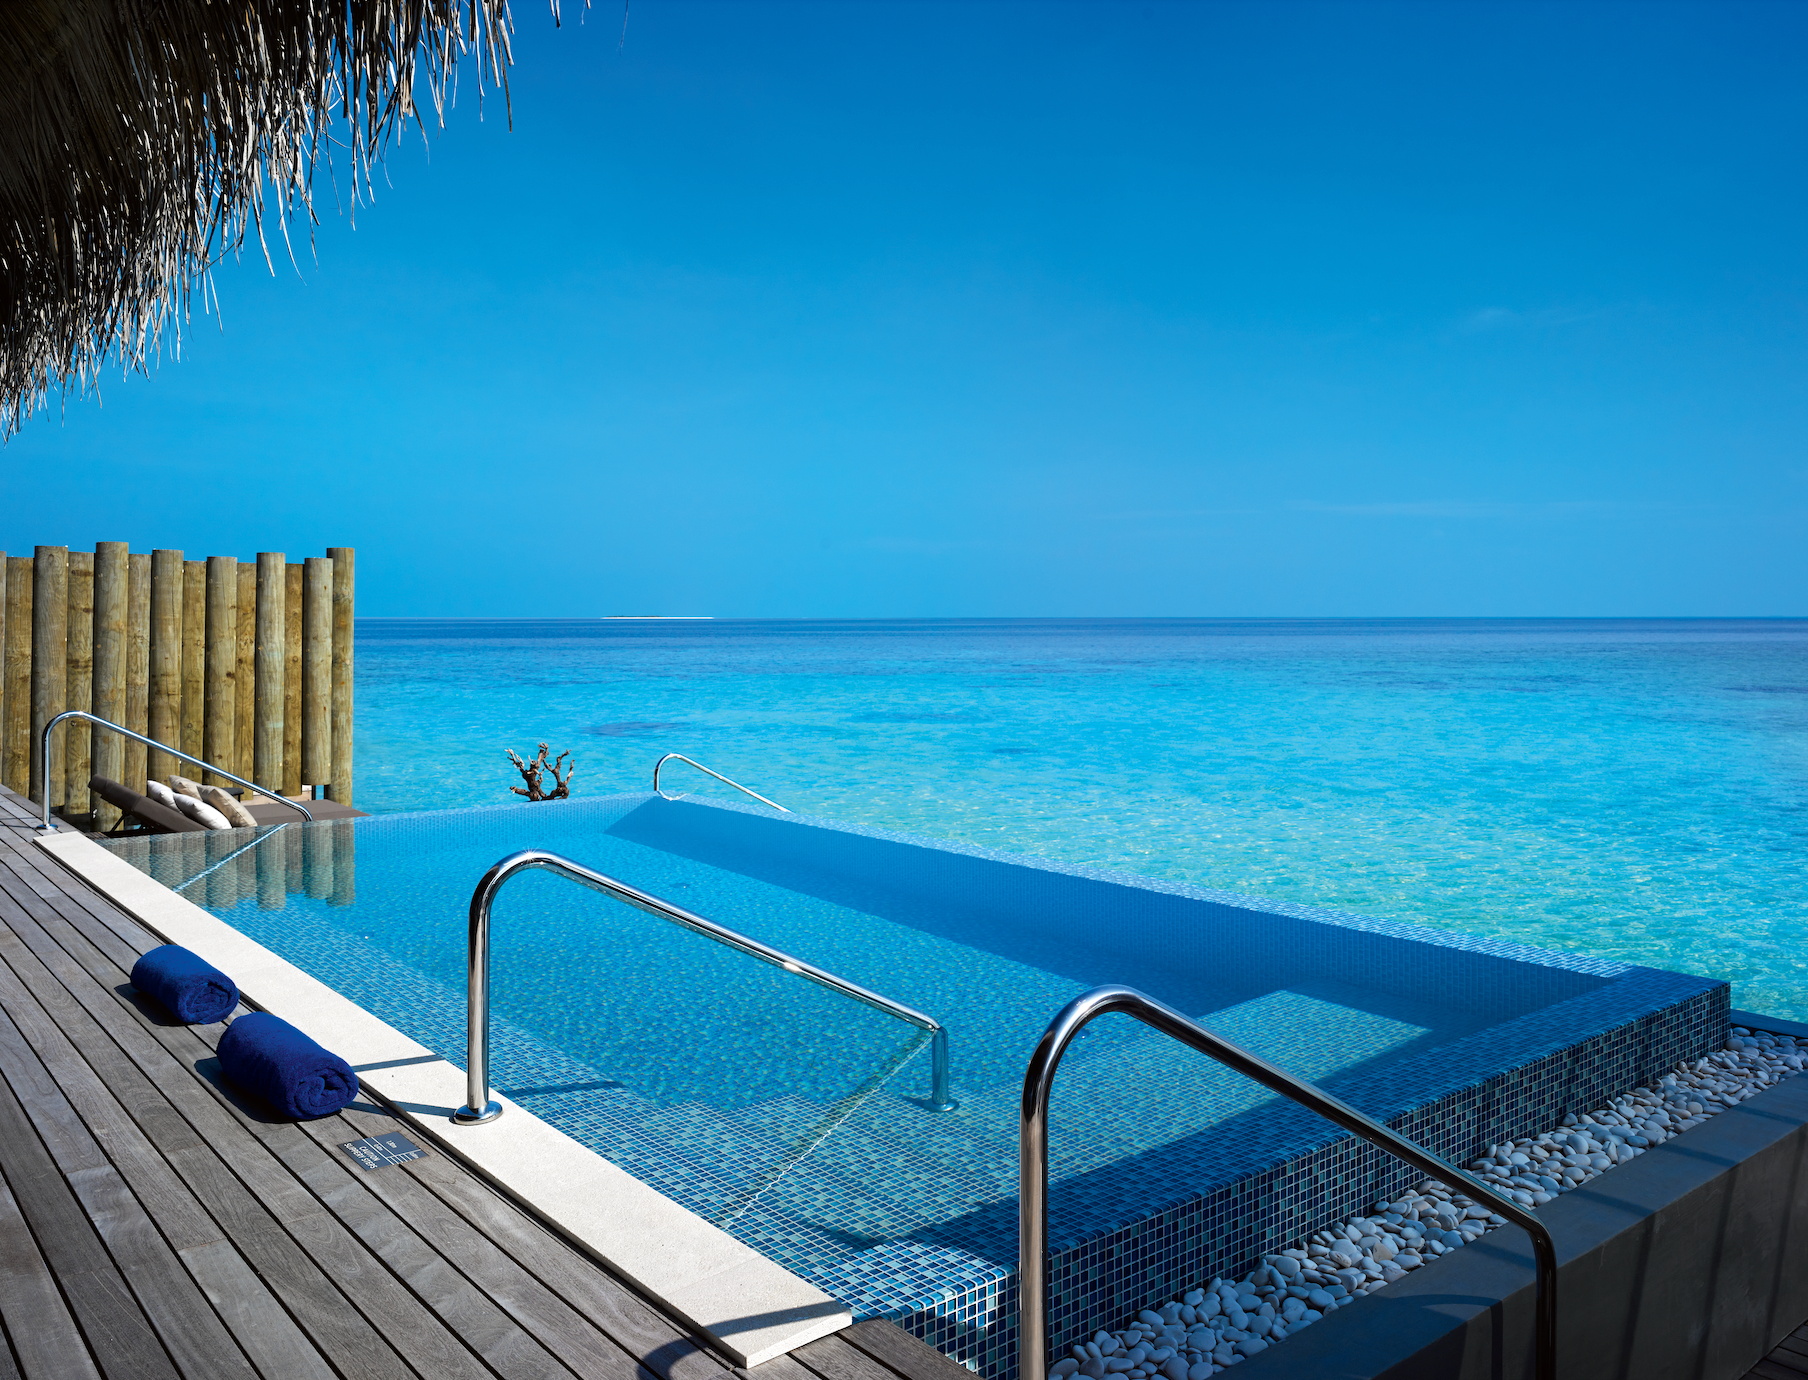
(0, 0, 516, 437)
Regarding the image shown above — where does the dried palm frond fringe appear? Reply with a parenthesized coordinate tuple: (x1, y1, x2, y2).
(0, 0, 522, 438)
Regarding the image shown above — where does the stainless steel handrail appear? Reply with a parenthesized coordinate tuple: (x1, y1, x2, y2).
(1019, 986, 1556, 1380)
(454, 848, 954, 1125)
(38, 709, 312, 832)
(652, 754, 791, 812)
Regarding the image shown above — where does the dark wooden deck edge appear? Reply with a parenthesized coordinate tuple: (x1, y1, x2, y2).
(0, 783, 956, 1380)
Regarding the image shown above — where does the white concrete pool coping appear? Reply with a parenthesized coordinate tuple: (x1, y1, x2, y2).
(36, 830, 852, 1368)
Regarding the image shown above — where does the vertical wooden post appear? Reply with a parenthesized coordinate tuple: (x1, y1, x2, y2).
(301, 556, 333, 792)
(181, 560, 205, 766)
(203, 556, 237, 787)
(2, 558, 30, 796)
(255, 554, 286, 791)
(65, 551, 95, 817)
(30, 546, 69, 810)
(235, 564, 256, 780)
(92, 543, 129, 830)
(326, 546, 355, 806)
(147, 550, 184, 784)
(283, 563, 303, 797)
(124, 553, 150, 794)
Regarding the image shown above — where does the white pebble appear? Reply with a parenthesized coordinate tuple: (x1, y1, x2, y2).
(1082, 1031, 1790, 1378)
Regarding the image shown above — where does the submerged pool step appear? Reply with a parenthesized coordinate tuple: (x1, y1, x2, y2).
(731, 1097, 1008, 1228)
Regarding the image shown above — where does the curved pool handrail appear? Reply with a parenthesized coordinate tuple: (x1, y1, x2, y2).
(454, 847, 954, 1125)
(38, 709, 311, 832)
(652, 753, 791, 813)
(1019, 985, 1556, 1380)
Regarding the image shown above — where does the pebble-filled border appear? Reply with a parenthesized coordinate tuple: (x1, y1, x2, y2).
(1052, 1026, 1805, 1377)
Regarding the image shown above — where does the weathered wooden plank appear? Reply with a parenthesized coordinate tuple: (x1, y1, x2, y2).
(0, 999, 257, 1380)
(66, 1161, 263, 1380)
(293, 1136, 578, 1379)
(0, 874, 493, 1380)
(840, 1321, 970, 1380)
(301, 1103, 655, 1380)
(381, 1122, 734, 1380)
(1751, 1359, 1808, 1380)
(283, 1208, 498, 1380)
(0, 949, 216, 1209)
(159, 1139, 418, 1380)
(178, 1238, 336, 1380)
(1777, 1332, 1808, 1363)
(0, 1147, 101, 1380)
(0, 885, 328, 1380)
(791, 1334, 897, 1380)
(743, 1353, 826, 1380)
(2, 841, 162, 973)
(0, 1055, 178, 1380)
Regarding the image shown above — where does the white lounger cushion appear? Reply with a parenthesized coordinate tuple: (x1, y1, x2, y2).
(171, 792, 231, 830)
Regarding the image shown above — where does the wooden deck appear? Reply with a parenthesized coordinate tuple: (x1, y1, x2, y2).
(0, 787, 963, 1380)
(1748, 1321, 1808, 1380)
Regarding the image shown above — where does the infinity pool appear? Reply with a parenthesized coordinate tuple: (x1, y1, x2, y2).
(103, 793, 1727, 1375)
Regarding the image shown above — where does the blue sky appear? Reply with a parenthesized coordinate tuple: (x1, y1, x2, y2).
(4, 0, 1804, 616)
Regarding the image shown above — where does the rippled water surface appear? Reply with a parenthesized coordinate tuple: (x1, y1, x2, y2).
(353, 618, 1808, 1018)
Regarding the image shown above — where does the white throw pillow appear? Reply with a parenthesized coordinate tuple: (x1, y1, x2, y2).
(172, 793, 231, 830)
(199, 784, 258, 829)
(144, 780, 179, 808)
(169, 774, 205, 798)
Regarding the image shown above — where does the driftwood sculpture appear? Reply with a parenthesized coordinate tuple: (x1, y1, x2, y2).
(507, 744, 574, 801)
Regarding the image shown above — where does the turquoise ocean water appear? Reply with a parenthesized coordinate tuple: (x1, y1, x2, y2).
(354, 618, 1808, 1020)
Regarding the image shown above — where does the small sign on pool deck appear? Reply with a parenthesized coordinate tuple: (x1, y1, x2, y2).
(339, 1132, 428, 1171)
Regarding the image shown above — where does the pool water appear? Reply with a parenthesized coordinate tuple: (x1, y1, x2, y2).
(351, 618, 1808, 1020)
(104, 791, 1723, 1373)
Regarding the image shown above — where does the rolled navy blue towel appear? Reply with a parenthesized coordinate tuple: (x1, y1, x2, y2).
(217, 1011, 358, 1119)
(129, 944, 239, 1024)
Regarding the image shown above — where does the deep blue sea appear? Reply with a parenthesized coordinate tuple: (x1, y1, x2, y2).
(353, 618, 1808, 1020)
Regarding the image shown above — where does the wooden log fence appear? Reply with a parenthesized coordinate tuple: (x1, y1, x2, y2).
(0, 544, 354, 825)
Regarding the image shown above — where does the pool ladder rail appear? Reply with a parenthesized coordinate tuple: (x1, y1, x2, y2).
(454, 848, 955, 1125)
(652, 754, 791, 813)
(1019, 986, 1557, 1380)
(36, 709, 312, 832)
